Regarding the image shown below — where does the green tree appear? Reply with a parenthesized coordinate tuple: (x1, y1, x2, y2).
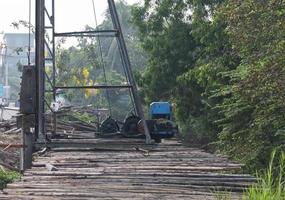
(132, 0, 197, 102)
(216, 0, 285, 170)
(132, 0, 236, 143)
(133, 0, 285, 171)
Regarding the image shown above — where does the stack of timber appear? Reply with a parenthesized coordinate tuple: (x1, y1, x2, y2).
(0, 118, 20, 134)
(45, 106, 99, 134)
(0, 137, 255, 199)
(0, 117, 21, 170)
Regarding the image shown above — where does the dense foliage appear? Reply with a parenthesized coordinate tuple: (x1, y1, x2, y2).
(217, 0, 285, 170)
(132, 0, 285, 171)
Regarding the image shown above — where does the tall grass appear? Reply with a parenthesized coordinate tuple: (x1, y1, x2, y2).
(214, 192, 232, 200)
(243, 150, 285, 200)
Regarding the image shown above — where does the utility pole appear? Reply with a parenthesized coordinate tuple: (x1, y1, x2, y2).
(35, 0, 46, 142)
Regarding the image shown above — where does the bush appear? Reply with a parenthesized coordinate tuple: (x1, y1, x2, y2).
(0, 170, 20, 189)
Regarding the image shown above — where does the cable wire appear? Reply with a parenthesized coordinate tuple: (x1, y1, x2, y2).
(91, 0, 112, 116)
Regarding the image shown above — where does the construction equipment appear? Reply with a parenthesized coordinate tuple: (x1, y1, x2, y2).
(142, 102, 178, 143)
(122, 102, 178, 143)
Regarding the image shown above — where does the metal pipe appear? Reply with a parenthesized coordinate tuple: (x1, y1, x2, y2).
(55, 85, 132, 89)
(35, 0, 46, 142)
(54, 30, 118, 38)
(52, 0, 57, 135)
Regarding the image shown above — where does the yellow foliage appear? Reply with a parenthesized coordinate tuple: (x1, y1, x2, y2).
(82, 68, 90, 79)
(89, 80, 94, 85)
(84, 89, 94, 99)
(84, 89, 100, 99)
(76, 68, 100, 99)
(93, 89, 100, 95)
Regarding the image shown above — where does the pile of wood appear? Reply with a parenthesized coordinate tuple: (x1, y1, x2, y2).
(47, 115, 98, 133)
(0, 118, 20, 135)
(0, 146, 20, 171)
(0, 105, 105, 136)
(0, 106, 105, 171)
(45, 108, 99, 136)
(0, 126, 21, 171)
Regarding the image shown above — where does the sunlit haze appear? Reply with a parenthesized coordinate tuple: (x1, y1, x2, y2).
(0, 0, 141, 34)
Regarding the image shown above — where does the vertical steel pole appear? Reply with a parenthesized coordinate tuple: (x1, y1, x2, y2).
(52, 0, 57, 135)
(108, 0, 152, 144)
(35, 0, 46, 142)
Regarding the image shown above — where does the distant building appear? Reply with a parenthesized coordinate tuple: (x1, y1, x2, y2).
(0, 33, 35, 100)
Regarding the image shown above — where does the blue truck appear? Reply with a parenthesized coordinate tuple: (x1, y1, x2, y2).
(147, 102, 178, 142)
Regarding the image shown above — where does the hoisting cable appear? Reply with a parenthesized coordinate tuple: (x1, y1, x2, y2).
(91, 0, 112, 116)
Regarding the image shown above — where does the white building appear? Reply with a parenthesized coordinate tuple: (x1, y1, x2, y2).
(0, 33, 35, 100)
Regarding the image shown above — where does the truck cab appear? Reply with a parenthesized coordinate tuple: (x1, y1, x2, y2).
(148, 102, 177, 142)
(150, 102, 173, 120)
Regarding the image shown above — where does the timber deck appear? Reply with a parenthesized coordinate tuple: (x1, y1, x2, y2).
(0, 138, 255, 199)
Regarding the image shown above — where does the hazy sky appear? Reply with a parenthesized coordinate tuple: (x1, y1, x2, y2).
(0, 0, 141, 34)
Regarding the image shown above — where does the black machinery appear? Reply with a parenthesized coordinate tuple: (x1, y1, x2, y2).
(99, 102, 178, 143)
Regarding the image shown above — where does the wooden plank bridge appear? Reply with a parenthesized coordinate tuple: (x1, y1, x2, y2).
(0, 137, 255, 199)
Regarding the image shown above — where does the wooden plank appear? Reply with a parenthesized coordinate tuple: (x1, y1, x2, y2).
(0, 137, 255, 199)
(0, 144, 26, 148)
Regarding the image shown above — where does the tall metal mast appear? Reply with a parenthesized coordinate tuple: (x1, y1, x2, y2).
(34, 0, 152, 144)
(107, 0, 151, 143)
